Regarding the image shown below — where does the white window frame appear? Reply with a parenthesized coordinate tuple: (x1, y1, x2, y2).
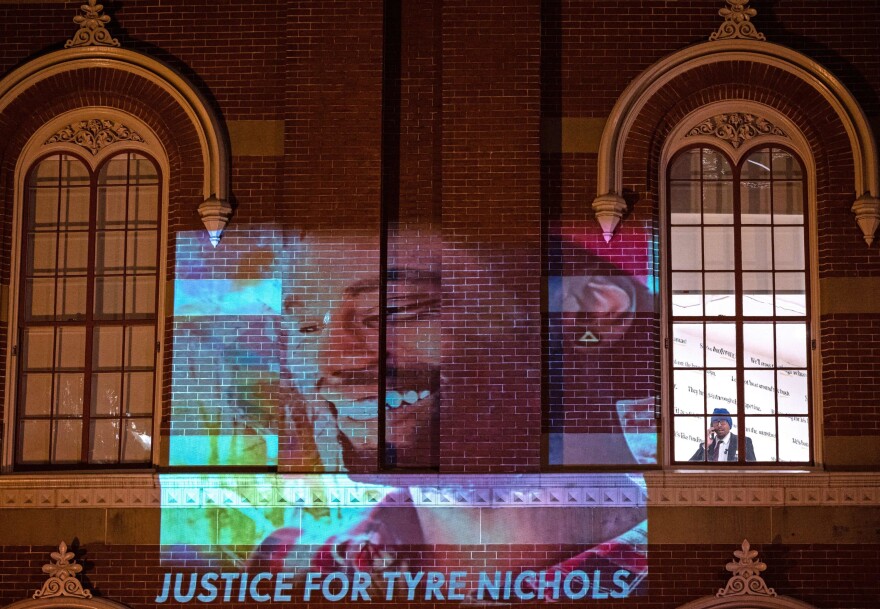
(2, 108, 170, 470)
(659, 100, 822, 467)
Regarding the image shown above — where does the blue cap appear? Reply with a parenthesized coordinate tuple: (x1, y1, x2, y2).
(710, 407, 733, 428)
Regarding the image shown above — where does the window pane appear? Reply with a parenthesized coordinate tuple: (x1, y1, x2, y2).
(94, 326, 123, 369)
(89, 419, 120, 463)
(56, 276, 87, 319)
(122, 418, 152, 462)
(703, 227, 734, 270)
(741, 226, 773, 270)
(126, 275, 156, 317)
(52, 419, 82, 463)
(59, 187, 90, 228)
(33, 156, 60, 180)
(28, 233, 57, 274)
(99, 156, 129, 184)
(670, 181, 701, 223)
(128, 231, 158, 271)
(130, 185, 159, 227)
(778, 416, 809, 462)
(672, 272, 702, 316)
(92, 373, 121, 416)
(674, 416, 707, 461)
(705, 323, 736, 367)
(672, 323, 703, 368)
(30, 187, 59, 229)
(702, 182, 733, 222)
(706, 369, 738, 415)
(743, 369, 775, 415)
(673, 369, 704, 414)
(743, 323, 775, 368)
(55, 373, 84, 416)
(26, 278, 55, 319)
(24, 327, 54, 370)
(19, 420, 50, 462)
(774, 226, 805, 270)
(772, 149, 802, 179)
(775, 273, 806, 316)
(773, 181, 804, 224)
(95, 231, 126, 274)
(130, 155, 159, 183)
(671, 227, 702, 269)
(22, 373, 52, 415)
(125, 326, 155, 367)
(777, 369, 808, 414)
(742, 272, 774, 316)
(742, 150, 771, 179)
(670, 149, 701, 179)
(740, 181, 771, 223)
(704, 272, 735, 316)
(744, 417, 775, 461)
(776, 323, 807, 368)
(96, 186, 128, 228)
(60, 155, 89, 184)
(94, 276, 124, 319)
(701, 148, 732, 179)
(56, 326, 85, 369)
(57, 232, 88, 274)
(125, 372, 154, 415)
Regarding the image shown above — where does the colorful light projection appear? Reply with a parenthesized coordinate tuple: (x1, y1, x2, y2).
(159, 473, 647, 603)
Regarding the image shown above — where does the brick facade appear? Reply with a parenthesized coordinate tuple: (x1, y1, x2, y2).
(0, 1, 878, 608)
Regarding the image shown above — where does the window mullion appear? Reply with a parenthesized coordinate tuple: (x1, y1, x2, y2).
(733, 158, 746, 464)
(81, 164, 98, 464)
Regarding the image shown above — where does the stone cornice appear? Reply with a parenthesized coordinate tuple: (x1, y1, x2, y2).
(0, 472, 877, 508)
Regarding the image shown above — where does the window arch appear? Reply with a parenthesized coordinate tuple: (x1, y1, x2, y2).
(4, 110, 168, 469)
(666, 144, 812, 464)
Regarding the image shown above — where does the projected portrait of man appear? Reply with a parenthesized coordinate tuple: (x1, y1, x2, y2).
(278, 228, 440, 471)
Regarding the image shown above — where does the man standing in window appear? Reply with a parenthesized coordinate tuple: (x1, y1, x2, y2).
(690, 408, 756, 462)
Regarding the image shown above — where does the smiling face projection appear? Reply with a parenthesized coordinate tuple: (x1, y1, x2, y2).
(281, 230, 440, 470)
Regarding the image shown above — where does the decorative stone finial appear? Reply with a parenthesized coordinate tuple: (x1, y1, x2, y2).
(709, 0, 766, 42)
(45, 119, 144, 155)
(32, 541, 92, 600)
(592, 192, 628, 242)
(199, 195, 234, 247)
(65, 0, 120, 48)
(852, 193, 880, 247)
(717, 539, 777, 598)
(686, 113, 786, 149)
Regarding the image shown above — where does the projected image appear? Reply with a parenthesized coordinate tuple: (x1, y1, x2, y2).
(159, 474, 647, 603)
(168, 229, 281, 466)
(545, 243, 658, 466)
(279, 229, 439, 470)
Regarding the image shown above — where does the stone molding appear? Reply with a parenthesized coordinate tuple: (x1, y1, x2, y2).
(594, 40, 880, 241)
(0, 473, 878, 509)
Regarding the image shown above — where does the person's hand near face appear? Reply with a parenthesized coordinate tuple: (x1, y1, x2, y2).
(281, 231, 440, 470)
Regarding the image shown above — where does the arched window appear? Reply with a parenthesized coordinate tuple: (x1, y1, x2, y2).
(14, 150, 161, 467)
(667, 145, 811, 464)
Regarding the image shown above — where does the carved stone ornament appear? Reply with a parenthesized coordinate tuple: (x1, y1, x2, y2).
(709, 0, 766, 42)
(199, 195, 234, 247)
(592, 191, 628, 243)
(852, 193, 880, 246)
(717, 539, 777, 598)
(32, 541, 93, 600)
(45, 119, 145, 155)
(686, 113, 786, 149)
(65, 0, 120, 48)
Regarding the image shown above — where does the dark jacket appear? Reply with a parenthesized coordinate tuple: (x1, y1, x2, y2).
(690, 433, 756, 462)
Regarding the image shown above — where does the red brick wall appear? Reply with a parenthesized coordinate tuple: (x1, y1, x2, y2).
(439, 0, 543, 472)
